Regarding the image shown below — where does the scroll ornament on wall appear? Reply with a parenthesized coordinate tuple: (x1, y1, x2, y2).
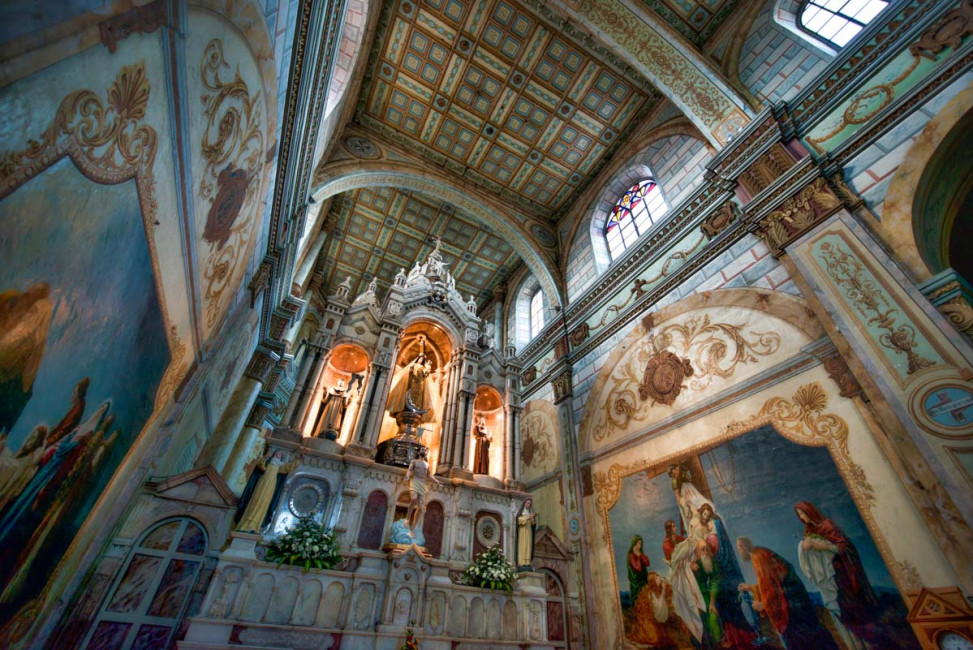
(590, 314, 781, 442)
(199, 39, 265, 328)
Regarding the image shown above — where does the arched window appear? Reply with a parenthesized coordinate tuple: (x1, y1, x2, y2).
(800, 0, 887, 49)
(84, 518, 207, 650)
(604, 179, 668, 260)
(529, 289, 544, 339)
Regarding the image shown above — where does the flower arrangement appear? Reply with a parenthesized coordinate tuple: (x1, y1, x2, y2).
(265, 517, 341, 572)
(400, 628, 419, 650)
(462, 544, 516, 592)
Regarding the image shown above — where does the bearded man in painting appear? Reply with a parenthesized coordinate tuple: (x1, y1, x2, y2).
(736, 536, 838, 650)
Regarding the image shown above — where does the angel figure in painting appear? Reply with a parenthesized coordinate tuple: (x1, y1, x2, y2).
(236, 450, 297, 533)
(516, 498, 537, 569)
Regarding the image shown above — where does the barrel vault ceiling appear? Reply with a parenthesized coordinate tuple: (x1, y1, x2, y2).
(319, 0, 746, 303)
(322, 187, 520, 302)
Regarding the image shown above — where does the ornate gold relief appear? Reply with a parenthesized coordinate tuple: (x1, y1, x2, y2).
(0, 62, 184, 405)
(822, 351, 864, 399)
(700, 202, 738, 239)
(638, 350, 693, 406)
(590, 314, 781, 443)
(737, 143, 796, 197)
(592, 382, 913, 597)
(199, 39, 265, 329)
(939, 295, 973, 339)
(817, 241, 936, 374)
(910, 0, 973, 60)
(755, 177, 841, 254)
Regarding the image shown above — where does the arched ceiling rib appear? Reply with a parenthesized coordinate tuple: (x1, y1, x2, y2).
(313, 161, 562, 306)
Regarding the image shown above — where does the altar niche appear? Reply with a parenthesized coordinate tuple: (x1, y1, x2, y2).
(378, 321, 453, 473)
(471, 384, 505, 481)
(303, 343, 369, 445)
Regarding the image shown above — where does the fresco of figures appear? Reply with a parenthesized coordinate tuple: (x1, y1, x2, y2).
(609, 425, 920, 649)
(0, 162, 170, 617)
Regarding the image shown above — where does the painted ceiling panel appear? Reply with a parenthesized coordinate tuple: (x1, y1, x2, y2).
(357, 0, 659, 217)
(323, 187, 520, 303)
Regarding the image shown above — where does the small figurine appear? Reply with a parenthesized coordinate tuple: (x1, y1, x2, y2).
(472, 414, 491, 475)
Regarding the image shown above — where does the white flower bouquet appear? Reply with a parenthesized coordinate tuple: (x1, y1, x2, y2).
(265, 517, 341, 572)
(462, 544, 515, 592)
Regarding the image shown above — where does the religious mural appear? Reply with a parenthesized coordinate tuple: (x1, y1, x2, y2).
(608, 425, 919, 649)
(0, 160, 169, 616)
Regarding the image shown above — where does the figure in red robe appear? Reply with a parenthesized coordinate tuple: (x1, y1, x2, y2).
(662, 519, 685, 563)
(794, 501, 882, 643)
(737, 536, 838, 650)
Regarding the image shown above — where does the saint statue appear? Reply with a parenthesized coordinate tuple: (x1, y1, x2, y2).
(387, 353, 436, 422)
(312, 379, 348, 440)
(516, 498, 537, 568)
(236, 451, 296, 533)
(404, 447, 438, 537)
(472, 414, 491, 475)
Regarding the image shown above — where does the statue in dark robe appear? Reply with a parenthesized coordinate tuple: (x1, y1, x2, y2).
(472, 414, 491, 475)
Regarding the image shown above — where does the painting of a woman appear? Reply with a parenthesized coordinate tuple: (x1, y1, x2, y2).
(626, 535, 650, 600)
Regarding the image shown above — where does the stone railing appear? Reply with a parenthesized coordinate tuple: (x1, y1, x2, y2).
(180, 536, 561, 650)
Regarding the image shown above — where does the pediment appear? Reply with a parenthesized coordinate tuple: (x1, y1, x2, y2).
(533, 525, 572, 562)
(145, 466, 238, 509)
(908, 587, 973, 622)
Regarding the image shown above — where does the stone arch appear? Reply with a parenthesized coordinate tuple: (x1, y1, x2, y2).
(577, 288, 822, 454)
(325, 0, 369, 118)
(879, 84, 973, 282)
(312, 160, 562, 307)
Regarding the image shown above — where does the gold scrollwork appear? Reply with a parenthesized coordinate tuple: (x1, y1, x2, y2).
(199, 39, 265, 329)
(590, 314, 781, 442)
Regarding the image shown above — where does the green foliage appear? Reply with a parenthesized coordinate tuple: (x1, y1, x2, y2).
(265, 517, 341, 572)
(462, 544, 515, 592)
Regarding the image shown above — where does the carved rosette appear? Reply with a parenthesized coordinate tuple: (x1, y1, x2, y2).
(638, 350, 694, 405)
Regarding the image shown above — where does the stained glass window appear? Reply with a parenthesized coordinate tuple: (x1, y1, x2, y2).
(800, 0, 887, 49)
(85, 518, 207, 650)
(529, 289, 544, 339)
(604, 179, 668, 260)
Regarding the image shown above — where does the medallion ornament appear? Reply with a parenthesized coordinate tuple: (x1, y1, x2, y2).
(590, 314, 781, 443)
(638, 350, 693, 406)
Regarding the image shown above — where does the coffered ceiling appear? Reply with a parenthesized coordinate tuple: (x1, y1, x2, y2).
(322, 187, 520, 303)
(638, 0, 744, 45)
(355, 0, 661, 217)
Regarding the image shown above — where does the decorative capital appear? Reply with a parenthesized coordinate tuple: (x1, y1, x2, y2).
(248, 260, 273, 308)
(244, 348, 281, 384)
(821, 351, 864, 400)
(755, 177, 841, 255)
(246, 401, 272, 429)
(552, 369, 572, 404)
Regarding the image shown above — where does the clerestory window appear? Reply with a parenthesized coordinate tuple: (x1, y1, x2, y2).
(529, 289, 544, 339)
(800, 0, 887, 49)
(604, 179, 668, 260)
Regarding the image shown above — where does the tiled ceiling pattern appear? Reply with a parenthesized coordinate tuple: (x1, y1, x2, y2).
(359, 0, 656, 215)
(638, 0, 744, 45)
(323, 187, 520, 302)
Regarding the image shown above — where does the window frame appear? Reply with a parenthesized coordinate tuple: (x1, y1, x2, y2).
(798, 0, 888, 50)
(528, 289, 544, 340)
(603, 178, 668, 261)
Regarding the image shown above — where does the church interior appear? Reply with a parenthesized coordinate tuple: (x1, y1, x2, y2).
(2, 0, 973, 648)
